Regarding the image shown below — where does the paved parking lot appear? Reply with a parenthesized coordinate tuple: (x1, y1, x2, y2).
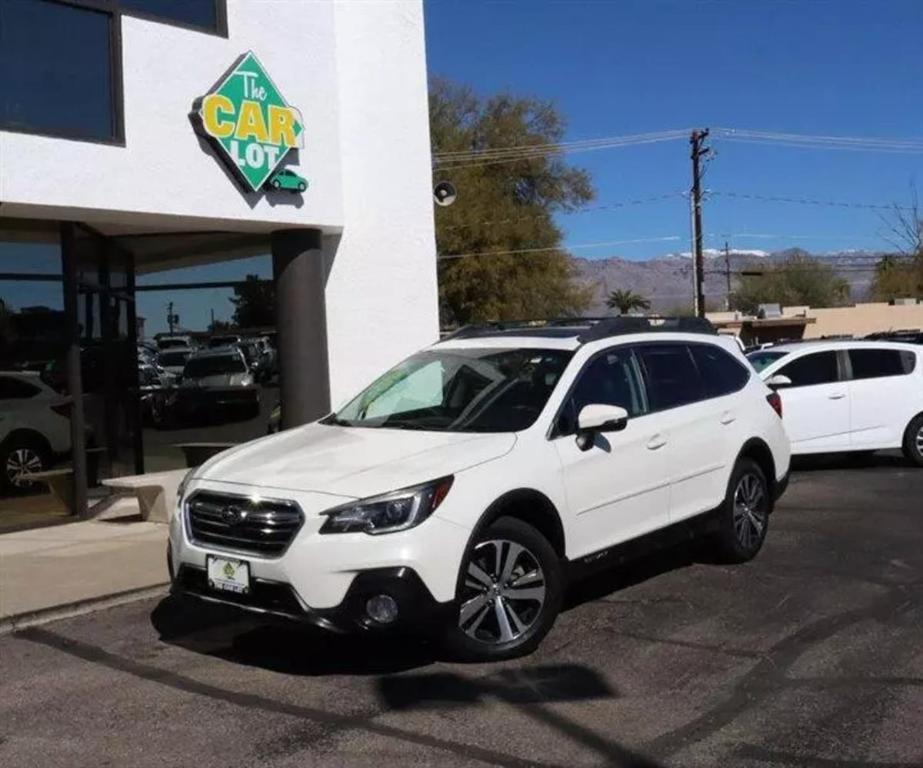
(1, 454, 921, 767)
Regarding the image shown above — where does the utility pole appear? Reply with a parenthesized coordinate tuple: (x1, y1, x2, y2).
(690, 129, 710, 318)
(724, 240, 732, 310)
(167, 301, 175, 335)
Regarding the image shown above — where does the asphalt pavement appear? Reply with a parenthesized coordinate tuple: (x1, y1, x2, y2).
(1, 453, 921, 767)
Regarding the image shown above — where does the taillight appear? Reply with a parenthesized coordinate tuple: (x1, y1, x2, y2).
(51, 402, 71, 417)
(766, 392, 782, 418)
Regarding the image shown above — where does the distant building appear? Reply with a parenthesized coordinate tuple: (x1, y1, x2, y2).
(709, 300, 923, 345)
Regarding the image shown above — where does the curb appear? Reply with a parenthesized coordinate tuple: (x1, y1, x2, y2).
(0, 583, 170, 636)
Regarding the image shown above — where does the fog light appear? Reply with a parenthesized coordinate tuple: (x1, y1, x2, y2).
(366, 594, 399, 625)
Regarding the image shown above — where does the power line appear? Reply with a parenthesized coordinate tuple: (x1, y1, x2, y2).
(437, 235, 683, 261)
(438, 191, 687, 231)
(711, 190, 913, 211)
(714, 127, 923, 154)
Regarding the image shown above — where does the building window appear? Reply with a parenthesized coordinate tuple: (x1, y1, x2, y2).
(120, 0, 224, 34)
(0, 0, 227, 144)
(0, 0, 118, 142)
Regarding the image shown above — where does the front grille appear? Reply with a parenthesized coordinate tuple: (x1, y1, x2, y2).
(186, 491, 304, 557)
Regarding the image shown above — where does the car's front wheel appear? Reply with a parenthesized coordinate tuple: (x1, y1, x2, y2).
(902, 414, 923, 467)
(443, 516, 562, 662)
(712, 458, 770, 563)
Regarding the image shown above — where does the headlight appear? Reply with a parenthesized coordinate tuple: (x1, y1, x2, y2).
(175, 468, 195, 509)
(320, 476, 454, 535)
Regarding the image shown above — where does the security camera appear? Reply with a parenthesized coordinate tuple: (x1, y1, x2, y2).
(434, 181, 457, 207)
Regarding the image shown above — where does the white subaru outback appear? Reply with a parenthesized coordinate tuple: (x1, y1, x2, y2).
(170, 318, 791, 661)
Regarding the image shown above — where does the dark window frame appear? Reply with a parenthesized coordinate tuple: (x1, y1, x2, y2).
(0, 0, 227, 146)
(635, 342, 708, 414)
(688, 341, 751, 399)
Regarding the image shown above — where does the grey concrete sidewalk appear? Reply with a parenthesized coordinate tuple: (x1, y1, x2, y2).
(0, 498, 169, 628)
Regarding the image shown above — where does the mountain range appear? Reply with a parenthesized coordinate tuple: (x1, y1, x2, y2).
(572, 248, 885, 314)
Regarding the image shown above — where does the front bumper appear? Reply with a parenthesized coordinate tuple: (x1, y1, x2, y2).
(170, 563, 452, 633)
(169, 480, 468, 632)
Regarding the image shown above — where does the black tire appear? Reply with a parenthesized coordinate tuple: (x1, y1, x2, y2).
(712, 458, 770, 563)
(443, 516, 563, 662)
(297, 181, 306, 192)
(902, 413, 923, 467)
(271, 180, 281, 190)
(0, 433, 51, 494)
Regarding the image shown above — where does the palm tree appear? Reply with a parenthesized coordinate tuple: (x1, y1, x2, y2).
(605, 289, 651, 315)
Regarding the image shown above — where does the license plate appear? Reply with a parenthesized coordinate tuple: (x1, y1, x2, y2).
(206, 555, 250, 594)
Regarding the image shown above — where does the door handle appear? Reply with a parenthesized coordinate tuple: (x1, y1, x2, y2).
(828, 393, 846, 400)
(720, 411, 736, 425)
(647, 435, 667, 450)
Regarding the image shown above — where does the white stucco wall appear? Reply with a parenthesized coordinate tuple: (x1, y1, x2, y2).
(0, 0, 439, 408)
(0, 0, 344, 232)
(324, 0, 440, 405)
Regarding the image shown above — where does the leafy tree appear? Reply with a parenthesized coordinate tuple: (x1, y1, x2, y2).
(605, 289, 651, 314)
(431, 78, 594, 324)
(229, 275, 275, 328)
(731, 252, 850, 314)
(871, 254, 923, 301)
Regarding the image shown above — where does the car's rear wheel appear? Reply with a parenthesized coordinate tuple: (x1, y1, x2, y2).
(272, 180, 281, 190)
(297, 181, 306, 192)
(902, 414, 923, 467)
(443, 516, 562, 662)
(712, 458, 770, 563)
(0, 434, 51, 493)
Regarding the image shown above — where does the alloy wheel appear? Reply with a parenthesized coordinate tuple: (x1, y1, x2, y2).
(916, 425, 923, 456)
(733, 472, 767, 550)
(7, 447, 43, 488)
(459, 539, 546, 645)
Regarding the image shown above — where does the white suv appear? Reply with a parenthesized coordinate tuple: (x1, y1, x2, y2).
(748, 340, 923, 465)
(170, 318, 791, 660)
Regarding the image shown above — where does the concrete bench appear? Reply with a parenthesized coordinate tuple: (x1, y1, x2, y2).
(102, 469, 189, 523)
(173, 442, 236, 468)
(28, 468, 76, 514)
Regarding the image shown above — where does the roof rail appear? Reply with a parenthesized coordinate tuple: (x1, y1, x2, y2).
(442, 316, 717, 343)
(576, 316, 716, 343)
(441, 317, 612, 341)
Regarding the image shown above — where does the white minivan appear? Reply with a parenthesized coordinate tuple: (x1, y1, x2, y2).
(748, 340, 923, 465)
(171, 318, 790, 660)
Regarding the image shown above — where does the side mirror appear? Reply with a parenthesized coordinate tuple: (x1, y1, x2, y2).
(576, 404, 629, 450)
(765, 374, 792, 389)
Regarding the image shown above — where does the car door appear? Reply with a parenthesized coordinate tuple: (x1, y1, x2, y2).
(846, 347, 917, 449)
(772, 350, 849, 452)
(635, 343, 731, 523)
(552, 346, 671, 557)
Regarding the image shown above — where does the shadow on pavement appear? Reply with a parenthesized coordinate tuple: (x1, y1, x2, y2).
(150, 595, 439, 676)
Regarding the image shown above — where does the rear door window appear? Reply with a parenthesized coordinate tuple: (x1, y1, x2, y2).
(636, 344, 704, 411)
(776, 351, 840, 387)
(848, 348, 916, 379)
(691, 344, 750, 398)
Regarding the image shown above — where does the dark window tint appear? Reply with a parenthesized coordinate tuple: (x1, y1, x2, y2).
(747, 350, 788, 373)
(0, 0, 115, 141)
(777, 351, 839, 387)
(691, 344, 750, 398)
(849, 348, 916, 379)
(0, 375, 40, 399)
(559, 348, 646, 434)
(184, 355, 246, 377)
(120, 0, 218, 31)
(637, 344, 704, 410)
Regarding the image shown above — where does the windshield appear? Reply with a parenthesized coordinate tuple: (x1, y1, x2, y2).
(158, 338, 188, 349)
(158, 351, 190, 366)
(184, 355, 246, 377)
(746, 350, 789, 373)
(330, 347, 573, 432)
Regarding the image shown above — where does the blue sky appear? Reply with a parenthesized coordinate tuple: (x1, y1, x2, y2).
(425, 0, 923, 260)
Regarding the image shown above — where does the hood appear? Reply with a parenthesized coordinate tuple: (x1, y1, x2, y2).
(197, 423, 517, 499)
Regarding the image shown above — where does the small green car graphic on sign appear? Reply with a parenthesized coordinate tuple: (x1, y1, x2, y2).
(265, 169, 308, 193)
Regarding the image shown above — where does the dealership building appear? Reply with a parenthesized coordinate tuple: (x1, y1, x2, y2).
(0, 0, 438, 522)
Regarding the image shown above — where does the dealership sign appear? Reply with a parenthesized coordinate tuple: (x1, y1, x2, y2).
(194, 52, 306, 193)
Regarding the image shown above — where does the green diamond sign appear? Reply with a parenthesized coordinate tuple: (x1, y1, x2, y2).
(195, 52, 306, 193)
